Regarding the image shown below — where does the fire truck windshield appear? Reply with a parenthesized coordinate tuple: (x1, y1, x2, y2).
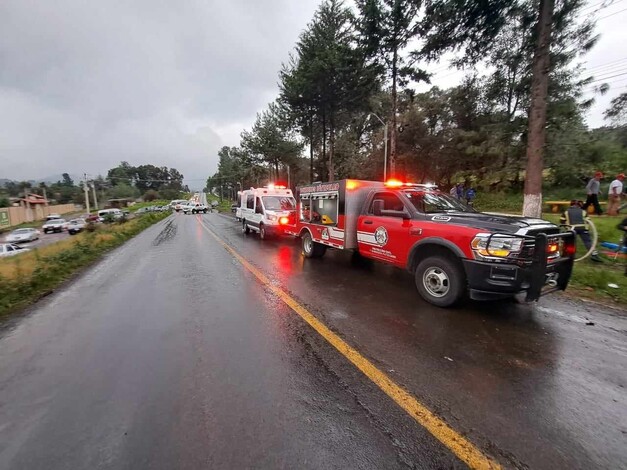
(403, 191, 472, 213)
(262, 196, 296, 211)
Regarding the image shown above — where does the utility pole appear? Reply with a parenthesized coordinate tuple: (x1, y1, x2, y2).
(83, 174, 90, 214)
(366, 113, 388, 181)
(91, 182, 98, 211)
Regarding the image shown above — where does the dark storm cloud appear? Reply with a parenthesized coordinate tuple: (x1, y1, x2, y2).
(0, 0, 318, 185)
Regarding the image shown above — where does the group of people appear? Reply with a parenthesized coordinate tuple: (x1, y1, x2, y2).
(449, 183, 476, 206)
(583, 172, 625, 216)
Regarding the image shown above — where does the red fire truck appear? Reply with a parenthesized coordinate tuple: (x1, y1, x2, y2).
(285, 179, 575, 307)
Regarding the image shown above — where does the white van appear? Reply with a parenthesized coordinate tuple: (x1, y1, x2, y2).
(98, 208, 123, 221)
(240, 185, 296, 240)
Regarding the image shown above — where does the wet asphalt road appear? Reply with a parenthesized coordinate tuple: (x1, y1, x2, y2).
(0, 212, 625, 469)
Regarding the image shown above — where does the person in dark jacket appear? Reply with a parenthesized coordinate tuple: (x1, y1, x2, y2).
(560, 200, 602, 262)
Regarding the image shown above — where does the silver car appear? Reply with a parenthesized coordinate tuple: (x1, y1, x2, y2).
(0, 243, 30, 257)
(42, 218, 67, 234)
(4, 228, 40, 244)
(66, 218, 87, 235)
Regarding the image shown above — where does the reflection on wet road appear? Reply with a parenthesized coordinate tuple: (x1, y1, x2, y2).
(0, 212, 625, 469)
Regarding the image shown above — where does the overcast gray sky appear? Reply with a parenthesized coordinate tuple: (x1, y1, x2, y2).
(0, 0, 625, 187)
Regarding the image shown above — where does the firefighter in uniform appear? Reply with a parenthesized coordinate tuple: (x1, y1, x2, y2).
(560, 200, 602, 262)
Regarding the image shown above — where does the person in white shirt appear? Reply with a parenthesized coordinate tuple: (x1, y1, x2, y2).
(608, 173, 624, 216)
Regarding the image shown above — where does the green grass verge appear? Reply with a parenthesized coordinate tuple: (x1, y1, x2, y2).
(0, 212, 170, 318)
(542, 214, 626, 305)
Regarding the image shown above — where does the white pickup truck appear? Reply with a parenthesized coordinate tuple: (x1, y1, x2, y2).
(182, 202, 208, 214)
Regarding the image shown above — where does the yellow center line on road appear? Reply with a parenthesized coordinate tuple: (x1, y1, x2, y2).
(196, 217, 501, 470)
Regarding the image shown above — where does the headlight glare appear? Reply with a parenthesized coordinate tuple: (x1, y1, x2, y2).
(471, 234, 523, 258)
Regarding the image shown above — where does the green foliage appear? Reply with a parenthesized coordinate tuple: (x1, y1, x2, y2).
(108, 182, 140, 199)
(241, 103, 303, 177)
(0, 197, 9, 208)
(143, 189, 159, 201)
(107, 161, 185, 193)
(280, 0, 379, 181)
(604, 93, 627, 126)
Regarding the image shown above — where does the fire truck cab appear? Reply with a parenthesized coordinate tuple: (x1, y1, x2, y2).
(240, 184, 296, 240)
(286, 179, 575, 307)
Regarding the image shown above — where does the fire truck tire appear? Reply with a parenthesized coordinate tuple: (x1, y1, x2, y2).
(415, 256, 465, 307)
(242, 220, 250, 234)
(302, 232, 326, 258)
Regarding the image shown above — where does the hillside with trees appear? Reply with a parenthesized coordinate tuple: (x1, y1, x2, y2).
(1, 164, 188, 208)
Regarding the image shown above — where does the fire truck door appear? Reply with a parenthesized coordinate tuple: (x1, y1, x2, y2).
(357, 191, 415, 267)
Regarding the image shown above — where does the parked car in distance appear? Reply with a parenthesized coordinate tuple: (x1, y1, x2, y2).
(4, 228, 40, 243)
(98, 208, 123, 222)
(45, 214, 62, 221)
(66, 218, 87, 235)
(0, 243, 30, 257)
(42, 218, 67, 234)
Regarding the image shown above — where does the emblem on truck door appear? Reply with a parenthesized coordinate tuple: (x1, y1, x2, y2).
(374, 227, 388, 246)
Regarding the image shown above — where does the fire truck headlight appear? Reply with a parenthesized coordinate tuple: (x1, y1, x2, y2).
(267, 215, 277, 222)
(471, 234, 523, 259)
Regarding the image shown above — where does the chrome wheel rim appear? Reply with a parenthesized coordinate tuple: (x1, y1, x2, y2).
(422, 267, 450, 298)
(304, 236, 312, 254)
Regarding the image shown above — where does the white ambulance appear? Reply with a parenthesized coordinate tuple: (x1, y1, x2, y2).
(239, 184, 296, 239)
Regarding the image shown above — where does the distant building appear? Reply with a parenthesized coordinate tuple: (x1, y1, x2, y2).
(19, 193, 48, 207)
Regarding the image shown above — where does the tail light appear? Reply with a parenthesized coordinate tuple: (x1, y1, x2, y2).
(563, 239, 576, 257)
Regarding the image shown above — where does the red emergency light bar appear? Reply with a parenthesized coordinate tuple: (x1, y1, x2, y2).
(385, 179, 438, 189)
(267, 182, 288, 190)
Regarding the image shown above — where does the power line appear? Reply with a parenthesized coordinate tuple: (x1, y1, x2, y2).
(586, 71, 627, 83)
(598, 6, 627, 19)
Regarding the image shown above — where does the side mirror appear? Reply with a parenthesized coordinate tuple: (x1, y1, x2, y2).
(373, 199, 384, 216)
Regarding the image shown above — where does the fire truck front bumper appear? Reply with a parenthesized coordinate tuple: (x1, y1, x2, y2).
(462, 257, 574, 301)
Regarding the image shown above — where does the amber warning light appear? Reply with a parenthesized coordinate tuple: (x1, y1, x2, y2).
(279, 217, 289, 225)
(385, 179, 404, 187)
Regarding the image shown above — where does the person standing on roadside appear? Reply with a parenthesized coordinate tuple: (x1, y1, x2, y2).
(583, 171, 603, 215)
(456, 183, 464, 201)
(607, 173, 624, 216)
(465, 187, 476, 207)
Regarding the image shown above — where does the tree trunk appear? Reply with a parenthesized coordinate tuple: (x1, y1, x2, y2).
(390, 48, 398, 178)
(328, 117, 335, 182)
(523, 0, 554, 218)
(309, 116, 314, 183)
(322, 112, 327, 183)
